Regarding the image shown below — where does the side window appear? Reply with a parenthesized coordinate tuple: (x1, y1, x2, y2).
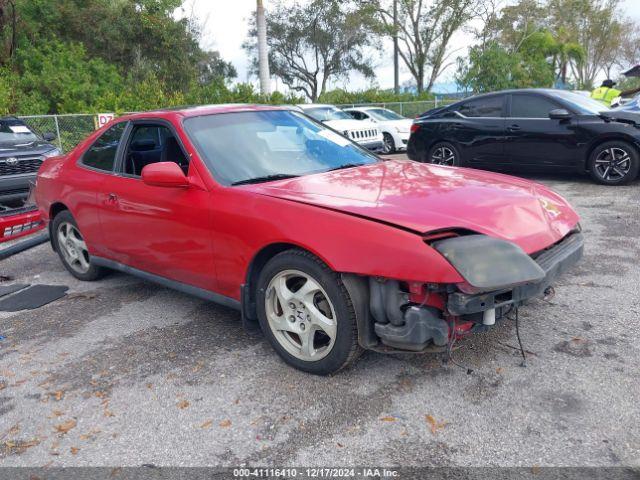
(511, 95, 560, 118)
(458, 96, 504, 118)
(81, 122, 126, 172)
(123, 124, 189, 177)
(348, 111, 363, 120)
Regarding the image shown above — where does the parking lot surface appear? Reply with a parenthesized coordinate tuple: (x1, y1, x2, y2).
(1, 156, 639, 467)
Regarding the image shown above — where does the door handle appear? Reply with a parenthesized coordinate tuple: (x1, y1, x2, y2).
(107, 193, 118, 203)
(451, 122, 463, 129)
(508, 124, 522, 132)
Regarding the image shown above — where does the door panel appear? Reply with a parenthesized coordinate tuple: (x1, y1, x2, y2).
(504, 94, 581, 168)
(96, 122, 216, 290)
(441, 95, 507, 165)
(98, 174, 215, 290)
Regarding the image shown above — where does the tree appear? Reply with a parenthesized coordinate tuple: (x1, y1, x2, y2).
(369, 0, 487, 93)
(246, 0, 378, 101)
(457, 36, 555, 93)
(198, 51, 237, 86)
(548, 0, 624, 89)
(0, 0, 17, 65)
(256, 0, 271, 95)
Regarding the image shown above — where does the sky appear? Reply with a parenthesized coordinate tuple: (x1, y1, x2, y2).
(183, 0, 640, 93)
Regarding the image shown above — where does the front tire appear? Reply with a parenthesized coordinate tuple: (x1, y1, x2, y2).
(428, 142, 460, 166)
(588, 141, 639, 185)
(51, 210, 107, 281)
(382, 133, 396, 154)
(256, 250, 361, 375)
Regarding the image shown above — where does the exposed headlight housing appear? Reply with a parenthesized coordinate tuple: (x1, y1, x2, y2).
(43, 148, 62, 158)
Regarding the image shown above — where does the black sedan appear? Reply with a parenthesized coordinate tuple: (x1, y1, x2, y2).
(407, 89, 640, 185)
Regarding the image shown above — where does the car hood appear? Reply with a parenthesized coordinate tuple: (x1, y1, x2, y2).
(379, 119, 413, 132)
(323, 119, 377, 132)
(242, 160, 580, 254)
(600, 110, 640, 124)
(0, 141, 56, 156)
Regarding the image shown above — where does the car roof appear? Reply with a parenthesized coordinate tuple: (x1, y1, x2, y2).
(343, 106, 385, 111)
(296, 104, 336, 109)
(119, 104, 292, 121)
(452, 88, 572, 103)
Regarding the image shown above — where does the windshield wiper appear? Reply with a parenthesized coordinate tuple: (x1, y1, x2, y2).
(231, 173, 300, 186)
(325, 163, 363, 172)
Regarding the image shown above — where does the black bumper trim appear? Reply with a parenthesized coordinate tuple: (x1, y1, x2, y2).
(447, 232, 584, 316)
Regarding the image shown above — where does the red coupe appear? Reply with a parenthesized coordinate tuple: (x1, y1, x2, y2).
(35, 105, 584, 374)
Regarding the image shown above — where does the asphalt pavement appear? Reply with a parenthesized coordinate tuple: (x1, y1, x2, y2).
(1, 156, 639, 468)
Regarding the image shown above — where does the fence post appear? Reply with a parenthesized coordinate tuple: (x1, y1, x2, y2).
(400, 103, 403, 116)
(435, 96, 439, 109)
(53, 115, 63, 151)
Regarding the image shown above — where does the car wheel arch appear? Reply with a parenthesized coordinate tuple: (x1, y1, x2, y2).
(48, 202, 70, 251)
(242, 242, 337, 322)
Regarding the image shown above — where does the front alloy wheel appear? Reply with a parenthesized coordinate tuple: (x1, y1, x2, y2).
(265, 269, 337, 361)
(382, 133, 395, 154)
(594, 148, 632, 182)
(256, 249, 361, 375)
(589, 141, 639, 185)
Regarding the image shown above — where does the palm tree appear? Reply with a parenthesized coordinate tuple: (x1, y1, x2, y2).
(257, 0, 271, 95)
(551, 29, 585, 86)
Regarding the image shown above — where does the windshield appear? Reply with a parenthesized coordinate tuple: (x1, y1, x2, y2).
(183, 110, 379, 186)
(304, 107, 352, 122)
(0, 118, 40, 144)
(366, 108, 405, 121)
(551, 90, 611, 114)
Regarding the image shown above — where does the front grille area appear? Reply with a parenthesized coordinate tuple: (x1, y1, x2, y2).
(348, 129, 379, 141)
(0, 156, 44, 176)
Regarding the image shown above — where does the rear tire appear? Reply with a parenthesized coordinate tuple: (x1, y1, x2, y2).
(588, 141, 639, 185)
(51, 210, 107, 281)
(256, 249, 362, 375)
(428, 142, 460, 166)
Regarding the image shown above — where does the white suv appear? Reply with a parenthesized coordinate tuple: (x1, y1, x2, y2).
(297, 104, 384, 152)
(344, 107, 413, 154)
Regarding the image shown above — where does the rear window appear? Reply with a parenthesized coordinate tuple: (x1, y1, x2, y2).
(457, 96, 504, 117)
(81, 122, 126, 172)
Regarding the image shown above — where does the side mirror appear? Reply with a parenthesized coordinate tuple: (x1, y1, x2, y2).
(43, 132, 56, 142)
(549, 109, 572, 120)
(141, 162, 189, 188)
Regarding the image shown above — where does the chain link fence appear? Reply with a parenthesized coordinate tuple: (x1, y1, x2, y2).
(336, 98, 462, 118)
(17, 114, 103, 153)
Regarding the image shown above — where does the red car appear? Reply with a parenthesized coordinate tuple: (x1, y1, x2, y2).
(36, 105, 584, 374)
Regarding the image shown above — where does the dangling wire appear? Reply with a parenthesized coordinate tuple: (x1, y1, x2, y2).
(445, 316, 473, 375)
(514, 307, 527, 367)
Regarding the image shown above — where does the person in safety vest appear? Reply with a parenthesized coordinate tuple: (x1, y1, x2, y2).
(591, 79, 640, 107)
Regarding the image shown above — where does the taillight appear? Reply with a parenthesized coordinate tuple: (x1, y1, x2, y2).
(410, 123, 421, 134)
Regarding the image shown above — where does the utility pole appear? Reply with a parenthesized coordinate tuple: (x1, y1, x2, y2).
(393, 0, 399, 94)
(257, 0, 271, 95)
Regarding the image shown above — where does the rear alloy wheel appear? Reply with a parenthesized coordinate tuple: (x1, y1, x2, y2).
(256, 250, 361, 375)
(382, 133, 396, 154)
(428, 142, 459, 166)
(51, 210, 107, 281)
(588, 141, 639, 185)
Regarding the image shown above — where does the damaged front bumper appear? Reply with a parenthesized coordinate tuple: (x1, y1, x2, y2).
(366, 231, 584, 352)
(446, 231, 584, 316)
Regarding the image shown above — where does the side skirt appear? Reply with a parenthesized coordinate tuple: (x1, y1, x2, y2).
(92, 257, 241, 311)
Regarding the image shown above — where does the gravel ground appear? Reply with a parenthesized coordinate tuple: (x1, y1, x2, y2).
(1, 157, 639, 468)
